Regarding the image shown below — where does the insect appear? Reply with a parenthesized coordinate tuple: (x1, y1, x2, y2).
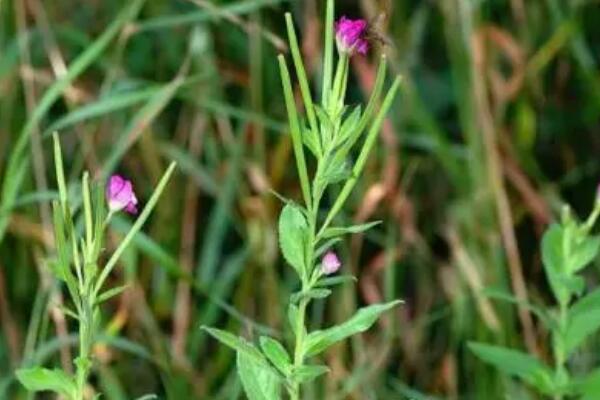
(365, 12, 393, 48)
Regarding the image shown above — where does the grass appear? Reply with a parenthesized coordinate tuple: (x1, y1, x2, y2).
(1, 0, 600, 398)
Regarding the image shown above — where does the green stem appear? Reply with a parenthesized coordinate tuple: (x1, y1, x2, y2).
(290, 297, 309, 400)
(553, 297, 569, 400)
(75, 299, 94, 400)
(289, 164, 322, 399)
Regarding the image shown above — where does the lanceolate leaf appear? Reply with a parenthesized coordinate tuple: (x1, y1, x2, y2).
(290, 288, 332, 303)
(278, 204, 309, 276)
(569, 235, 600, 273)
(468, 342, 555, 394)
(541, 224, 571, 305)
(315, 275, 357, 289)
(320, 221, 381, 240)
(304, 300, 401, 357)
(564, 288, 600, 356)
(237, 351, 281, 400)
(201, 327, 265, 364)
(259, 336, 291, 375)
(16, 367, 77, 398)
(292, 365, 330, 384)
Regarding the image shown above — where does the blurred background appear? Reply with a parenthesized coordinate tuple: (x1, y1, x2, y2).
(1, 0, 600, 398)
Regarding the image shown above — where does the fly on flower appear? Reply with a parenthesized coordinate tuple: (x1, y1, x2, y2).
(364, 13, 393, 48)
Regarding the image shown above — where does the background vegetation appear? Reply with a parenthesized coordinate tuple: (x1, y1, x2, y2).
(1, 0, 600, 398)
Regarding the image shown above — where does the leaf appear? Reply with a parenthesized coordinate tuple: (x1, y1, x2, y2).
(290, 288, 332, 303)
(481, 287, 553, 329)
(304, 300, 402, 357)
(575, 368, 600, 399)
(278, 204, 309, 275)
(291, 365, 330, 384)
(337, 105, 362, 145)
(301, 123, 321, 157)
(16, 367, 76, 398)
(314, 237, 342, 259)
(259, 336, 291, 375)
(237, 351, 281, 400)
(201, 327, 265, 364)
(315, 275, 357, 289)
(321, 221, 381, 240)
(541, 224, 571, 305)
(570, 235, 600, 273)
(564, 288, 600, 356)
(468, 342, 555, 393)
(95, 284, 130, 305)
(314, 105, 334, 143)
(288, 303, 300, 336)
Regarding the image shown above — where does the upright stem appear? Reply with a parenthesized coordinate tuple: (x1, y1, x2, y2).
(290, 169, 322, 400)
(553, 301, 568, 400)
(291, 297, 309, 400)
(75, 295, 95, 399)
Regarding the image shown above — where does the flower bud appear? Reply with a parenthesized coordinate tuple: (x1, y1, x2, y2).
(106, 175, 138, 214)
(335, 16, 369, 56)
(321, 251, 341, 275)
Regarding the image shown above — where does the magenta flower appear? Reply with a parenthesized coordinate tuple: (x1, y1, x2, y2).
(335, 16, 369, 55)
(321, 251, 341, 275)
(106, 175, 138, 214)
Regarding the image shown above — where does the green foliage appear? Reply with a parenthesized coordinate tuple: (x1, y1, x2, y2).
(259, 336, 291, 375)
(278, 204, 309, 277)
(564, 288, 600, 356)
(304, 301, 402, 357)
(467, 343, 555, 394)
(237, 352, 281, 400)
(472, 201, 600, 396)
(16, 368, 77, 399)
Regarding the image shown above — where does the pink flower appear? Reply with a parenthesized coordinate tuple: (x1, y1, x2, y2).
(106, 175, 138, 214)
(335, 16, 369, 55)
(321, 251, 341, 275)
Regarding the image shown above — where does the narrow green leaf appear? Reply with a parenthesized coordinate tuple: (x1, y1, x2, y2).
(315, 275, 357, 289)
(541, 224, 571, 305)
(569, 235, 600, 273)
(278, 55, 311, 207)
(259, 336, 291, 375)
(285, 13, 320, 156)
(95, 284, 130, 305)
(201, 327, 265, 364)
(16, 367, 76, 398)
(564, 288, 600, 356)
(304, 300, 401, 357)
(320, 75, 401, 234)
(237, 351, 281, 400)
(337, 105, 362, 145)
(314, 237, 342, 259)
(278, 204, 309, 276)
(288, 303, 299, 336)
(292, 365, 330, 384)
(320, 221, 381, 241)
(321, 0, 334, 106)
(468, 342, 555, 393)
(290, 288, 332, 303)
